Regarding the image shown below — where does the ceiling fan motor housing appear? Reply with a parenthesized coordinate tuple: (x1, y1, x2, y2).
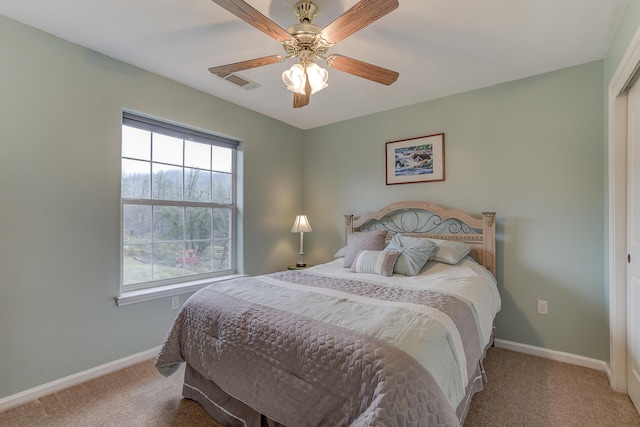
(284, 21, 331, 61)
(284, 2, 332, 62)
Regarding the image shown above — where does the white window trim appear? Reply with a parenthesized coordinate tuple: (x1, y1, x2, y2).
(116, 273, 247, 306)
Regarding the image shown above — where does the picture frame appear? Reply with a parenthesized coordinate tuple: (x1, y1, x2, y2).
(385, 133, 445, 185)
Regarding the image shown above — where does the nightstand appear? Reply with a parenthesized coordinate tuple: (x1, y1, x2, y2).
(287, 264, 314, 270)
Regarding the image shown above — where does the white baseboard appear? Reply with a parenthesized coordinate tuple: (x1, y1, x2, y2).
(494, 339, 610, 374)
(0, 346, 161, 413)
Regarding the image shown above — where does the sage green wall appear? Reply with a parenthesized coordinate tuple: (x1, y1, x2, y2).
(0, 17, 303, 399)
(303, 61, 607, 360)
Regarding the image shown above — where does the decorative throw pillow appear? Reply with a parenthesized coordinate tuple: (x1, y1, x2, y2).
(334, 246, 346, 258)
(429, 239, 472, 264)
(343, 229, 388, 268)
(384, 234, 437, 276)
(350, 250, 400, 277)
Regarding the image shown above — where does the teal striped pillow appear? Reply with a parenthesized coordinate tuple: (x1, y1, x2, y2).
(350, 250, 400, 277)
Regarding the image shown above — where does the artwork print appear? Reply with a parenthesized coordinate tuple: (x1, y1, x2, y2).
(394, 143, 434, 176)
(385, 133, 445, 185)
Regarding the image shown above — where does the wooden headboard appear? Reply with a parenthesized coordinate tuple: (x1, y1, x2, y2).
(344, 201, 496, 277)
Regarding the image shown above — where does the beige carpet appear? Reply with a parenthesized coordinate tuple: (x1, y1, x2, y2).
(1, 347, 639, 426)
(0, 361, 220, 427)
(466, 348, 640, 426)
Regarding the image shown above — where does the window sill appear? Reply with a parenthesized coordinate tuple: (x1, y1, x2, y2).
(115, 274, 247, 307)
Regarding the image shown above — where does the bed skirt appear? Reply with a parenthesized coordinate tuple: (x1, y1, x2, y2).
(183, 364, 286, 427)
(181, 329, 494, 427)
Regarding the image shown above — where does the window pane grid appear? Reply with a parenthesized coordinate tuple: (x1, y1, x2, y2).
(121, 112, 237, 292)
(122, 203, 235, 289)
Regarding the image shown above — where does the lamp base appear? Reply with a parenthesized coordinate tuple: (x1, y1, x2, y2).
(296, 262, 307, 267)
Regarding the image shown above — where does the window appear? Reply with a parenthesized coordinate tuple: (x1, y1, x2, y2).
(120, 112, 238, 293)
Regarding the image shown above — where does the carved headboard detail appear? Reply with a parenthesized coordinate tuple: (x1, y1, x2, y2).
(345, 201, 496, 276)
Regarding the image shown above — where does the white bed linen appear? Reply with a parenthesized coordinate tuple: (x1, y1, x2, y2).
(309, 257, 501, 355)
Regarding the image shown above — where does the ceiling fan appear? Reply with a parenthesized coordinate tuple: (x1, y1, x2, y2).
(208, 0, 400, 108)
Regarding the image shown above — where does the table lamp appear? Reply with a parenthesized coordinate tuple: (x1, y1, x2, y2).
(291, 215, 313, 267)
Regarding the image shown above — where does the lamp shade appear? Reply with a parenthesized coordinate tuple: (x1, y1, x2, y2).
(282, 64, 307, 95)
(291, 215, 313, 233)
(282, 62, 328, 96)
(306, 62, 328, 94)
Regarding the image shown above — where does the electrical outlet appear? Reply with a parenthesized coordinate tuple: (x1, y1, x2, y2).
(537, 299, 548, 315)
(171, 296, 180, 310)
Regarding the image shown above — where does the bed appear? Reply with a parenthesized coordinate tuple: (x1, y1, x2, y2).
(156, 201, 500, 426)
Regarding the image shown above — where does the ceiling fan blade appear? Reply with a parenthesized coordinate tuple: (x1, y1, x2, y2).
(209, 55, 285, 77)
(211, 0, 293, 42)
(320, 0, 399, 44)
(326, 54, 398, 85)
(293, 74, 311, 108)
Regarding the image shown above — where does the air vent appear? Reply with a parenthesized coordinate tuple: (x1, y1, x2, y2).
(218, 73, 261, 91)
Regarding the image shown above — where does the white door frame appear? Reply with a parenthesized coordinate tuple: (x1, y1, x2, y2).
(608, 25, 640, 392)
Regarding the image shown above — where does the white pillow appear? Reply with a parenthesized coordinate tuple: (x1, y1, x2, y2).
(350, 250, 400, 277)
(429, 238, 472, 264)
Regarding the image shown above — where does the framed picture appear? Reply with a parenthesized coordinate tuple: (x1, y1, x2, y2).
(385, 133, 445, 185)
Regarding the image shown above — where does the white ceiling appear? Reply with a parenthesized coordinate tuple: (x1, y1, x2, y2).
(0, 0, 628, 130)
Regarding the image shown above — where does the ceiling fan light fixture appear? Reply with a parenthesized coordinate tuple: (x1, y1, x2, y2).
(306, 62, 328, 94)
(282, 63, 307, 94)
(282, 62, 328, 95)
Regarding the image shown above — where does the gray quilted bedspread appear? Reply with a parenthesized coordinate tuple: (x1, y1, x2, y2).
(156, 270, 484, 426)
